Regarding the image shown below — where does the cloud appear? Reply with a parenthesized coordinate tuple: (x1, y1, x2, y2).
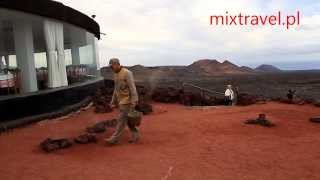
(57, 0, 320, 69)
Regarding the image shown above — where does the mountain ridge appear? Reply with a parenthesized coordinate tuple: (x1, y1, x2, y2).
(101, 59, 295, 78)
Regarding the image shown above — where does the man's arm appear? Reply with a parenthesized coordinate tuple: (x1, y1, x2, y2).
(110, 73, 117, 106)
(110, 88, 117, 106)
(126, 71, 139, 105)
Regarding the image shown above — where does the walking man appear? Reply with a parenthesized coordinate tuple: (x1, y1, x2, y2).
(105, 58, 140, 144)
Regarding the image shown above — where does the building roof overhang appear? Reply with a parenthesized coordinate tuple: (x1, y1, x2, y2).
(0, 0, 101, 39)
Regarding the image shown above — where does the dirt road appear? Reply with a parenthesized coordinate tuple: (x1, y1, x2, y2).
(0, 102, 320, 180)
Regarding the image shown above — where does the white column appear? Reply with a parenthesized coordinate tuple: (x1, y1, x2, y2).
(55, 22, 68, 87)
(4, 55, 9, 68)
(70, 27, 85, 65)
(44, 20, 60, 88)
(94, 37, 100, 76)
(0, 56, 4, 70)
(71, 45, 80, 65)
(13, 21, 38, 93)
(86, 32, 99, 75)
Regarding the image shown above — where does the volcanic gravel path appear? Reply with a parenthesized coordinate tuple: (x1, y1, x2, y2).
(0, 102, 320, 180)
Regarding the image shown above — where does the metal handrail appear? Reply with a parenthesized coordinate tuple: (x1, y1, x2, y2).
(182, 82, 225, 96)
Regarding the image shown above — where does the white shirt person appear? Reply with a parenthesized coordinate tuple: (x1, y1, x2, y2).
(224, 85, 234, 106)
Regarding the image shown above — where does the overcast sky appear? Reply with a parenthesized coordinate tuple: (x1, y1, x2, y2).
(57, 0, 320, 70)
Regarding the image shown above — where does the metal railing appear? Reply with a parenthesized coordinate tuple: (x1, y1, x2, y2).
(182, 83, 224, 98)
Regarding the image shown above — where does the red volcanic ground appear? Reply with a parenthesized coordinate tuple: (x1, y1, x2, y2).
(0, 102, 320, 180)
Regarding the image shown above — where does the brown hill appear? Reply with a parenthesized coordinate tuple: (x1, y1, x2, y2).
(188, 59, 254, 75)
(240, 66, 254, 72)
(255, 64, 282, 73)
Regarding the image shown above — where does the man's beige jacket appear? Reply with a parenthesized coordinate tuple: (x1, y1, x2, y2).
(111, 67, 139, 105)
